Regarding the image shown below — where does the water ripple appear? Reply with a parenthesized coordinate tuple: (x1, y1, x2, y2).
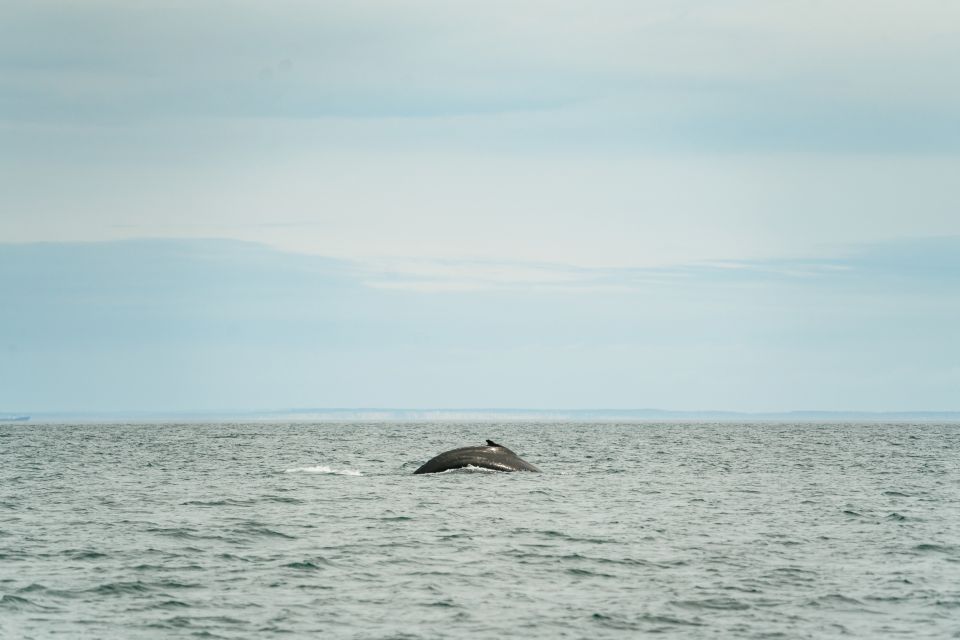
(2, 421, 959, 638)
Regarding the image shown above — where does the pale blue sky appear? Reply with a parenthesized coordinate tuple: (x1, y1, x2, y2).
(1, 1, 958, 411)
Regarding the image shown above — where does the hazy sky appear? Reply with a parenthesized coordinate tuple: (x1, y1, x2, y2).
(1, 1, 958, 412)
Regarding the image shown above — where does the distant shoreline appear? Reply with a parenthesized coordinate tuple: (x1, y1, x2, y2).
(8, 409, 960, 424)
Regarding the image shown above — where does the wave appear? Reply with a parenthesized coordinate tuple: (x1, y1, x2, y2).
(145, 527, 237, 542)
(240, 526, 296, 540)
(284, 559, 331, 570)
(0, 594, 57, 612)
(672, 597, 751, 611)
(88, 581, 152, 596)
(284, 465, 362, 476)
(914, 543, 958, 554)
(64, 549, 108, 560)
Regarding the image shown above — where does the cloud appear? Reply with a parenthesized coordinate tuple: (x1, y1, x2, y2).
(1, 237, 957, 412)
(358, 235, 960, 292)
(2, 3, 958, 412)
(2, 0, 958, 152)
(2, 1, 959, 274)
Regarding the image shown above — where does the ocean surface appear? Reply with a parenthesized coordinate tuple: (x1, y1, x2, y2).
(1, 422, 958, 639)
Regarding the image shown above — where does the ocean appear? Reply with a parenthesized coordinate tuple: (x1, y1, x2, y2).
(1, 421, 958, 638)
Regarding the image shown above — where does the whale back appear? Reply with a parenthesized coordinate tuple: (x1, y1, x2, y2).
(413, 441, 541, 474)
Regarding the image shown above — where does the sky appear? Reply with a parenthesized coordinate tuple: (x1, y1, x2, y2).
(1, 1, 958, 412)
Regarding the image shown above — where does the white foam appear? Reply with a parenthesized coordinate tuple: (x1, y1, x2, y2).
(284, 465, 362, 476)
(440, 464, 499, 474)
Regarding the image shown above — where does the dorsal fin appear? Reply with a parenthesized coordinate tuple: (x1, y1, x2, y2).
(486, 439, 502, 447)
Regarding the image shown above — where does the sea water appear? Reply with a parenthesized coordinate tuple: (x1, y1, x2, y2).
(1, 422, 958, 638)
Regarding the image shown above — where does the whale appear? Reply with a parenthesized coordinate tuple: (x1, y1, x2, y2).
(413, 440, 541, 474)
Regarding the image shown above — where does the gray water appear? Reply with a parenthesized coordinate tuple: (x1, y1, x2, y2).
(1, 422, 959, 639)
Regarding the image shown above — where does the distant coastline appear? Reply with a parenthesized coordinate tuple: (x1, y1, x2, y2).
(11, 409, 960, 424)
